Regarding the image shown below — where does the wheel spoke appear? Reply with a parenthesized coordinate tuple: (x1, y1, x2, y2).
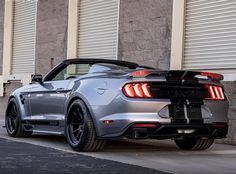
(7, 119, 12, 131)
(9, 109, 16, 117)
(76, 107, 81, 114)
(72, 111, 77, 117)
(10, 119, 15, 130)
(72, 124, 84, 141)
(8, 114, 15, 119)
(73, 125, 84, 133)
(12, 104, 17, 114)
(73, 127, 80, 133)
(67, 105, 85, 144)
(75, 131, 82, 140)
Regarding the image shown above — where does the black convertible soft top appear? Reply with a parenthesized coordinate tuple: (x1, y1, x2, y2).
(63, 58, 139, 69)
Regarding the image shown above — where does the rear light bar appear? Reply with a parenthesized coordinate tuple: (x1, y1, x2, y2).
(133, 123, 158, 128)
(122, 83, 152, 98)
(206, 85, 225, 100)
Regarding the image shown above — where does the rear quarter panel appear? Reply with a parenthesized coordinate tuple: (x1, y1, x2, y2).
(68, 76, 171, 137)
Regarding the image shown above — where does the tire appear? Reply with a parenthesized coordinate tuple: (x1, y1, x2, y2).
(5, 98, 32, 137)
(65, 99, 106, 152)
(174, 137, 214, 150)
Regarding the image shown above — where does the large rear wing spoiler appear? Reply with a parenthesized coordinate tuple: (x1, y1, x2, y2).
(130, 70, 224, 81)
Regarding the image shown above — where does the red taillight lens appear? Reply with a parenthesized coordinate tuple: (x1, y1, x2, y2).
(123, 84, 136, 97)
(122, 83, 152, 98)
(133, 123, 158, 128)
(206, 85, 225, 100)
(131, 70, 152, 77)
(200, 72, 224, 81)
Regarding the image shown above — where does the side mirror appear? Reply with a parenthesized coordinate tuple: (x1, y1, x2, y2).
(31, 74, 43, 83)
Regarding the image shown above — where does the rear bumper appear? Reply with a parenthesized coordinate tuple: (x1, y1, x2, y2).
(97, 109, 228, 138)
(124, 123, 228, 139)
(91, 96, 228, 138)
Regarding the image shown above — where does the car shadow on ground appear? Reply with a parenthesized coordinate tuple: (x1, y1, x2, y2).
(0, 120, 179, 153)
(24, 133, 180, 153)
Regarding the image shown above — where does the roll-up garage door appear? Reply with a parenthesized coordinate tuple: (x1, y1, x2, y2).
(183, 0, 236, 70)
(77, 0, 119, 59)
(12, 0, 37, 74)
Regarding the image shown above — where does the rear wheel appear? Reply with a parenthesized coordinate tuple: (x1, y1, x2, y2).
(5, 98, 32, 137)
(174, 137, 214, 150)
(65, 99, 106, 152)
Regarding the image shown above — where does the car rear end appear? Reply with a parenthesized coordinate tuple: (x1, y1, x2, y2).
(98, 70, 228, 143)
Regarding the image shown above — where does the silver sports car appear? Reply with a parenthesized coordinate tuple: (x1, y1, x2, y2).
(5, 59, 228, 151)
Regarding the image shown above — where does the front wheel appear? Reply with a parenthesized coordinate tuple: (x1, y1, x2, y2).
(174, 137, 214, 150)
(65, 99, 106, 152)
(5, 98, 32, 137)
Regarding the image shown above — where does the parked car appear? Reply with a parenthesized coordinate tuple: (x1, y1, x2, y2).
(5, 59, 228, 151)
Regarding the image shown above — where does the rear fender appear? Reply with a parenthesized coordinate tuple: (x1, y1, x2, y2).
(66, 92, 102, 138)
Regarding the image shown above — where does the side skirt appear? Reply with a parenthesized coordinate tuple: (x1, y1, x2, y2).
(22, 120, 65, 136)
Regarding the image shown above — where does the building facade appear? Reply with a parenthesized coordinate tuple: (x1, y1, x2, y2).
(0, 0, 235, 145)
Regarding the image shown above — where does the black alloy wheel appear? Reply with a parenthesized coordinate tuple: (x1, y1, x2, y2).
(65, 99, 106, 152)
(67, 106, 85, 145)
(6, 101, 17, 134)
(5, 98, 32, 137)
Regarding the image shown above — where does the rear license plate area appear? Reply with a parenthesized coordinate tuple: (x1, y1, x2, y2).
(168, 105, 187, 123)
(169, 104, 203, 124)
(187, 104, 203, 123)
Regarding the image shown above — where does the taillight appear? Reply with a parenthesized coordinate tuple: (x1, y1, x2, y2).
(131, 70, 152, 77)
(122, 83, 152, 98)
(200, 72, 224, 81)
(206, 85, 225, 100)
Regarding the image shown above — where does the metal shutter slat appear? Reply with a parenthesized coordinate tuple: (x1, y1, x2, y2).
(187, 5, 236, 17)
(79, 43, 116, 49)
(186, 26, 236, 36)
(185, 56, 236, 62)
(185, 44, 236, 52)
(187, 9, 236, 21)
(186, 13, 236, 24)
(79, 19, 118, 26)
(186, 0, 233, 9)
(186, 22, 236, 32)
(185, 38, 236, 48)
(185, 18, 235, 29)
(185, 57, 236, 63)
(12, 0, 37, 74)
(185, 34, 236, 43)
(185, 50, 236, 56)
(79, 27, 118, 33)
(80, 17, 118, 25)
(77, 0, 119, 59)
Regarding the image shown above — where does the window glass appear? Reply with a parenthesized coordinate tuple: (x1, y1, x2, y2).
(52, 64, 90, 81)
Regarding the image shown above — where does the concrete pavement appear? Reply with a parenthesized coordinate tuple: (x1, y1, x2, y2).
(0, 138, 165, 174)
(0, 120, 236, 174)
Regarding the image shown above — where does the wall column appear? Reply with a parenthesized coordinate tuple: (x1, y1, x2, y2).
(67, 0, 79, 59)
(2, 0, 14, 75)
(170, 0, 185, 70)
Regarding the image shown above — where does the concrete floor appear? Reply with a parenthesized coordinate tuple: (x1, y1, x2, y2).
(0, 138, 164, 174)
(1, 120, 236, 174)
